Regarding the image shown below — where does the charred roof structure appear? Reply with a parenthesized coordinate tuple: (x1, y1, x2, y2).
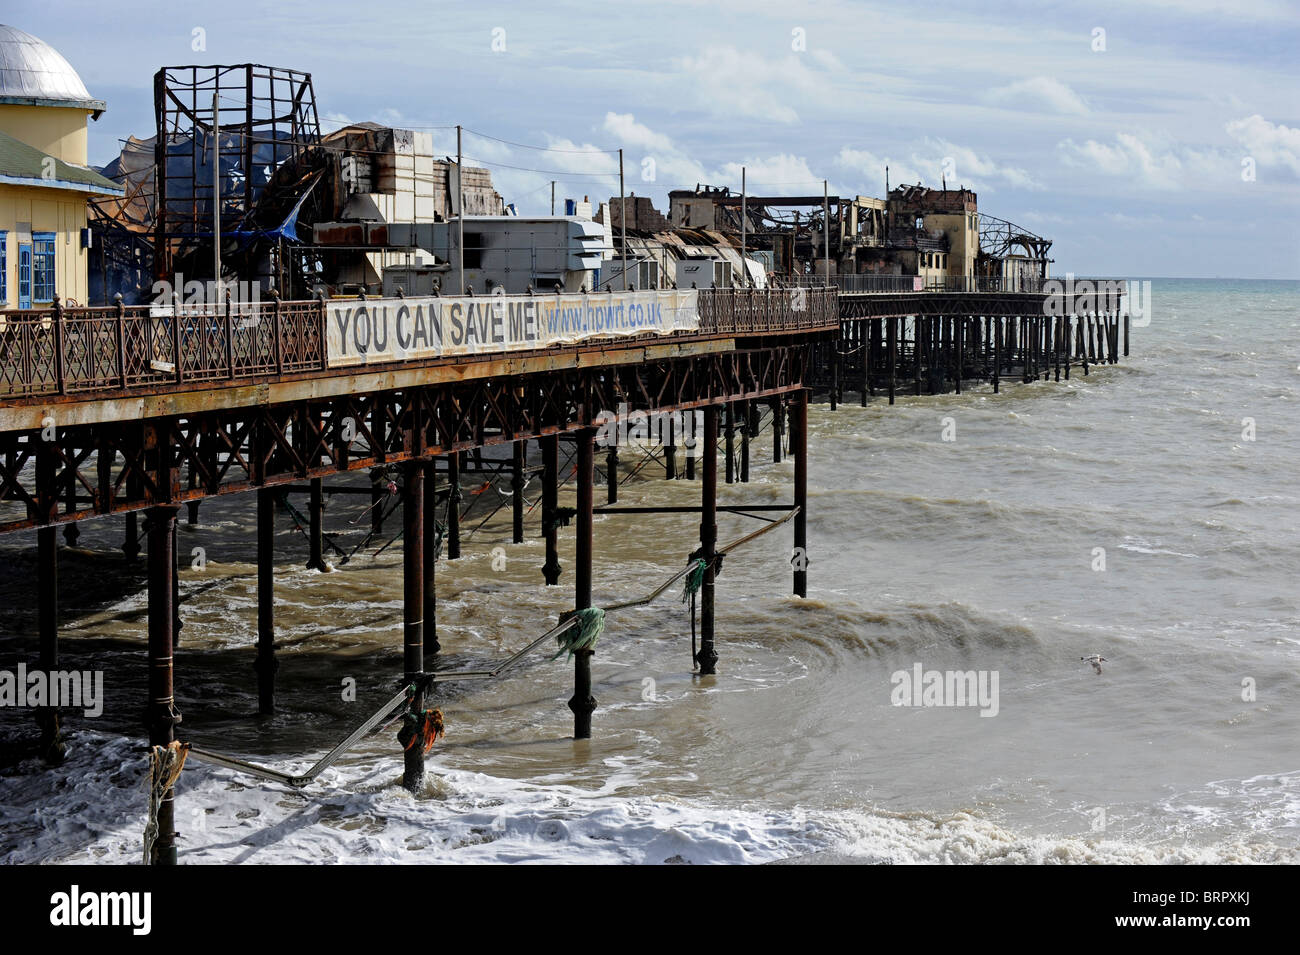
(88, 63, 507, 302)
(651, 181, 1053, 291)
(151, 64, 323, 288)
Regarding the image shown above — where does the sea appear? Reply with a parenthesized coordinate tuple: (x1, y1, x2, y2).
(1, 277, 1297, 864)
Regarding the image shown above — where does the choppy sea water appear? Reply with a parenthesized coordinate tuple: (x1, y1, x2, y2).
(1, 277, 1297, 864)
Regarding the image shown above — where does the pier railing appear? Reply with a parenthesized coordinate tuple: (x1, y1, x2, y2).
(0, 298, 326, 398)
(779, 273, 1051, 294)
(0, 287, 838, 401)
(697, 285, 837, 333)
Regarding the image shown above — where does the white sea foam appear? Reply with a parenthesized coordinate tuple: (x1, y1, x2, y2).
(4, 731, 1295, 865)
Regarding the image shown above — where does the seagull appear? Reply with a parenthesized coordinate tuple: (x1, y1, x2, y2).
(1081, 654, 1107, 675)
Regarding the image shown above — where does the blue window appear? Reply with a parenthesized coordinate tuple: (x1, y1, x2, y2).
(32, 232, 56, 303)
(0, 232, 7, 305)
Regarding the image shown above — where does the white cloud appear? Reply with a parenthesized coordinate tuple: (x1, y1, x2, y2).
(1225, 115, 1300, 176)
(1105, 211, 1165, 227)
(986, 76, 1090, 116)
(836, 140, 1039, 194)
(1116, 0, 1300, 22)
(835, 147, 923, 192)
(671, 44, 850, 125)
(320, 111, 355, 134)
(716, 154, 833, 194)
(1059, 133, 1184, 188)
(602, 112, 675, 155)
(1057, 131, 1235, 192)
(1020, 210, 1072, 227)
(920, 138, 1041, 191)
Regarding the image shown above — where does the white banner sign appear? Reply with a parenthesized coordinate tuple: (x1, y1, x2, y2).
(325, 289, 699, 368)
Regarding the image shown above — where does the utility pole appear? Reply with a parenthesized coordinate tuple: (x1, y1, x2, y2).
(618, 148, 627, 290)
(212, 90, 221, 298)
(551, 180, 556, 216)
(457, 124, 465, 295)
(741, 166, 746, 287)
(823, 179, 830, 285)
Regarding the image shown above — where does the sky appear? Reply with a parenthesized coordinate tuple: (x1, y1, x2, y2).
(18, 0, 1300, 278)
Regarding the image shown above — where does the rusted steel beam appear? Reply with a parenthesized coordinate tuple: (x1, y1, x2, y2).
(740, 400, 752, 482)
(446, 452, 461, 560)
(724, 402, 735, 485)
(570, 427, 596, 739)
(37, 524, 62, 763)
(146, 504, 181, 866)
(793, 391, 808, 599)
(604, 444, 618, 505)
(541, 435, 560, 586)
(254, 487, 277, 715)
(0, 346, 814, 536)
(306, 477, 325, 570)
(513, 439, 527, 541)
(697, 405, 719, 675)
(402, 460, 425, 791)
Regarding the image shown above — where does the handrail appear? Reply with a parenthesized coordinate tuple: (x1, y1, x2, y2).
(0, 288, 839, 401)
(186, 681, 417, 787)
(603, 505, 799, 612)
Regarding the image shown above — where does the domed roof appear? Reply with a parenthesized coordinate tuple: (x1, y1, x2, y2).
(0, 25, 104, 111)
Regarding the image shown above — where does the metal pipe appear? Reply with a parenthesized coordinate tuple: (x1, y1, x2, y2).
(698, 405, 719, 674)
(306, 477, 325, 571)
(255, 488, 276, 715)
(212, 90, 221, 298)
(147, 505, 180, 864)
(571, 427, 596, 738)
(457, 124, 465, 295)
(793, 391, 808, 598)
(188, 681, 415, 788)
(741, 401, 751, 482)
(724, 402, 735, 485)
(423, 458, 439, 655)
(402, 460, 424, 792)
(605, 445, 618, 505)
(446, 451, 461, 559)
(37, 524, 62, 762)
(512, 440, 526, 543)
(542, 435, 560, 585)
(602, 507, 800, 613)
(823, 180, 830, 284)
(619, 149, 627, 290)
(594, 504, 795, 514)
(741, 167, 747, 285)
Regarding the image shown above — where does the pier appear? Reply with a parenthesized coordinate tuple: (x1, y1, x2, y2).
(0, 285, 839, 862)
(0, 276, 1131, 862)
(807, 277, 1129, 404)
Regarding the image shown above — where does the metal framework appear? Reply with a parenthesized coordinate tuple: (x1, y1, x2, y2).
(978, 213, 1053, 262)
(153, 64, 321, 283)
(0, 289, 834, 404)
(0, 289, 835, 535)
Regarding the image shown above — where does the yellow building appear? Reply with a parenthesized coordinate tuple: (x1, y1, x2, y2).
(0, 24, 122, 309)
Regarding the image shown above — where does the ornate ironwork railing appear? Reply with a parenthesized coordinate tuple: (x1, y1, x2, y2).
(0, 288, 838, 402)
(0, 295, 329, 399)
(781, 273, 1054, 293)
